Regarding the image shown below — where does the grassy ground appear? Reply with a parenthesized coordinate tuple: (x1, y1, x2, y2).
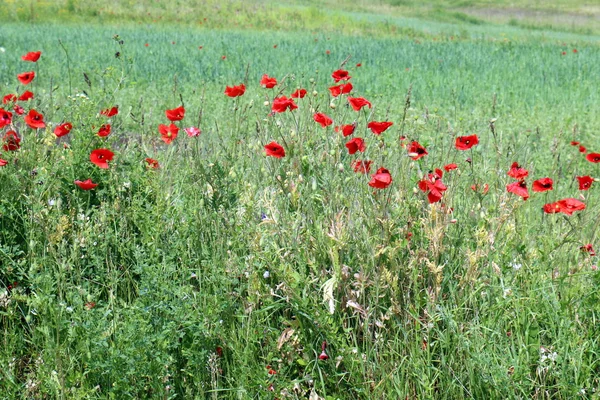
(1, 1, 600, 399)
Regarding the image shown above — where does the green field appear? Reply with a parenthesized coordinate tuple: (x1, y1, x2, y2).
(1, 1, 600, 399)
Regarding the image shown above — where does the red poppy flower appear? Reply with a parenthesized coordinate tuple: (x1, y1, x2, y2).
(185, 127, 201, 137)
(368, 167, 392, 189)
(260, 74, 277, 89)
(368, 121, 393, 135)
(100, 106, 118, 117)
(2, 131, 20, 151)
(314, 113, 333, 127)
(17, 71, 35, 85)
(356, 63, 362, 67)
(145, 158, 160, 169)
(507, 162, 528, 179)
(455, 134, 479, 150)
(13, 104, 24, 115)
(90, 148, 114, 169)
(335, 123, 356, 137)
(507, 180, 529, 200)
(444, 163, 458, 172)
(24, 109, 45, 129)
(407, 141, 428, 160)
(2, 94, 16, 104)
(577, 175, 593, 191)
(158, 123, 179, 144)
(543, 202, 561, 214)
(580, 244, 596, 256)
(74, 179, 99, 190)
(556, 198, 586, 215)
(224, 83, 246, 97)
(328, 83, 353, 97)
(17, 91, 34, 101)
(348, 96, 372, 111)
(54, 122, 72, 137)
(165, 106, 185, 121)
(264, 141, 285, 158)
(579, 145, 587, 153)
(418, 173, 447, 203)
(331, 69, 351, 82)
(21, 51, 41, 62)
(570, 141, 580, 146)
(0, 158, 7, 167)
(532, 177, 553, 192)
(271, 96, 298, 113)
(345, 137, 365, 154)
(0, 108, 13, 128)
(352, 159, 372, 174)
(291, 89, 307, 98)
(586, 153, 600, 163)
(97, 124, 111, 137)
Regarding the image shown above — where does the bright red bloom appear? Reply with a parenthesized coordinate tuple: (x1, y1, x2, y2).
(335, 123, 356, 137)
(90, 148, 114, 169)
(158, 123, 179, 144)
(165, 106, 185, 121)
(368, 167, 392, 189)
(24, 109, 45, 129)
(0, 158, 7, 167)
(0, 108, 13, 128)
(577, 175, 593, 191)
(290, 89, 307, 98)
(260, 74, 277, 89)
(224, 83, 246, 97)
(507, 162, 528, 179)
(97, 124, 111, 137)
(328, 83, 353, 97)
(13, 104, 24, 115)
(345, 137, 365, 154)
(570, 141, 580, 146)
(264, 141, 285, 158)
(356, 63, 362, 67)
(271, 96, 298, 113)
(331, 69, 351, 82)
(579, 145, 587, 153)
(314, 113, 333, 127)
(54, 122, 72, 137)
(418, 173, 447, 203)
(2, 131, 20, 151)
(17, 71, 35, 85)
(319, 341, 329, 360)
(145, 158, 160, 169)
(368, 121, 393, 135)
(17, 91, 34, 101)
(580, 244, 596, 256)
(352, 159, 372, 174)
(185, 127, 201, 137)
(507, 180, 529, 200)
(556, 198, 586, 215)
(74, 179, 98, 190)
(21, 51, 41, 62)
(455, 134, 479, 150)
(348, 96, 372, 111)
(100, 106, 118, 117)
(532, 177, 553, 192)
(586, 153, 600, 163)
(2, 94, 16, 104)
(444, 163, 458, 172)
(407, 141, 428, 160)
(543, 202, 561, 214)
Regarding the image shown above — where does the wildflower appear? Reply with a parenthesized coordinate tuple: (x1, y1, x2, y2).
(185, 127, 201, 137)
(506, 180, 529, 200)
(507, 162, 528, 179)
(418, 172, 447, 203)
(145, 158, 160, 169)
(335, 123, 356, 137)
(352, 159, 372, 174)
(264, 141, 285, 158)
(579, 145, 587, 153)
(17, 71, 35, 85)
(271, 96, 298, 113)
(532, 178, 553, 192)
(577, 175, 593, 191)
(328, 83, 353, 97)
(21, 51, 41, 62)
(260, 74, 277, 89)
(90, 148, 114, 169)
(54, 122, 72, 137)
(407, 141, 428, 160)
(331, 69, 351, 82)
(100, 106, 118, 117)
(291, 88, 307, 98)
(444, 163, 458, 172)
(368, 167, 392, 189)
(17, 91, 34, 101)
(0, 108, 13, 128)
(580, 244, 596, 256)
(24, 109, 46, 129)
(2, 94, 16, 104)
(158, 123, 179, 144)
(586, 153, 600, 163)
(74, 179, 99, 190)
(2, 131, 20, 151)
(368, 121, 393, 135)
(97, 124, 111, 137)
(313, 113, 333, 127)
(165, 106, 185, 122)
(224, 83, 246, 97)
(345, 137, 365, 154)
(0, 158, 7, 167)
(319, 341, 329, 360)
(348, 96, 372, 111)
(455, 134, 479, 150)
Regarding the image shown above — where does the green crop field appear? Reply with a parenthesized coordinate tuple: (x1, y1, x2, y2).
(1, 0, 599, 399)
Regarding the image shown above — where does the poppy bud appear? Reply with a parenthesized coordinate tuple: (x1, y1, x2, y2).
(319, 351, 329, 360)
(312, 91, 318, 96)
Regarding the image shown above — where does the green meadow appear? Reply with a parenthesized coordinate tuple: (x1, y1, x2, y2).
(1, 1, 599, 398)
